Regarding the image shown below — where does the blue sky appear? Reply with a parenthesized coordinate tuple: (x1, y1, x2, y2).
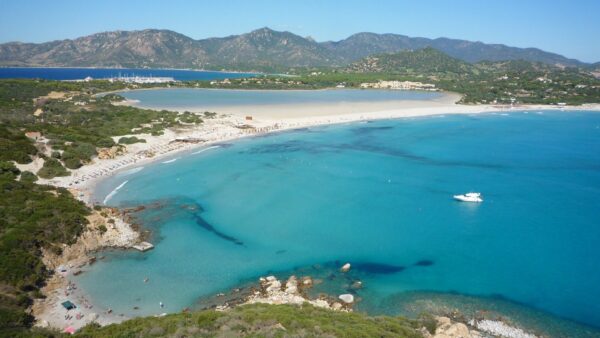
(1, 0, 599, 62)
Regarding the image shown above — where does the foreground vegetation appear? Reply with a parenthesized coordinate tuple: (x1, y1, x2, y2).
(0, 161, 89, 335)
(78, 303, 431, 338)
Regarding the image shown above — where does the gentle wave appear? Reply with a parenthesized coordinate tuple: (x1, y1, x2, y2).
(162, 158, 179, 164)
(103, 180, 128, 204)
(120, 166, 144, 176)
(192, 145, 220, 155)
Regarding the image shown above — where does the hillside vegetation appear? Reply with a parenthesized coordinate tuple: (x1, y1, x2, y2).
(343, 48, 600, 104)
(0, 161, 90, 335)
(77, 303, 430, 338)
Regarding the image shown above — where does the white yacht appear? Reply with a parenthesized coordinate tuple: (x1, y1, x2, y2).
(453, 192, 483, 203)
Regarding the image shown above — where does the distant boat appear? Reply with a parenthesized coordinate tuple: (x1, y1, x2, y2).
(453, 192, 483, 203)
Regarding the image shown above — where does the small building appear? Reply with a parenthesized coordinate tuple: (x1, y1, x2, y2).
(245, 116, 253, 121)
(25, 131, 42, 140)
(61, 301, 76, 310)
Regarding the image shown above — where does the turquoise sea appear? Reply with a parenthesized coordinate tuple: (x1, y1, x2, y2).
(83, 107, 600, 336)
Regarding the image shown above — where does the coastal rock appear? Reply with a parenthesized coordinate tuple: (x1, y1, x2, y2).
(331, 302, 343, 310)
(434, 317, 482, 338)
(302, 276, 313, 286)
(338, 294, 354, 304)
(97, 145, 126, 160)
(341, 262, 351, 272)
(266, 280, 281, 293)
(285, 276, 298, 294)
(245, 276, 348, 312)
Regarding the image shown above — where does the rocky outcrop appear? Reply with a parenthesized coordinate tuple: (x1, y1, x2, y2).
(97, 146, 126, 160)
(244, 275, 348, 311)
(41, 207, 139, 270)
(426, 317, 483, 338)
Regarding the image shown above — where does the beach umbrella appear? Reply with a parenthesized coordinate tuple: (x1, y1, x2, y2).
(64, 326, 76, 334)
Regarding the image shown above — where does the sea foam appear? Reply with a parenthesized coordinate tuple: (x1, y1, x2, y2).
(103, 180, 128, 204)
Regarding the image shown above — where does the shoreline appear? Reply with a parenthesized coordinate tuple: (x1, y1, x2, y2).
(31, 208, 140, 330)
(30, 91, 600, 332)
(42, 91, 600, 200)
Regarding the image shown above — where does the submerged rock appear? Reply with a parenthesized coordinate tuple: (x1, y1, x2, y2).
(341, 262, 351, 272)
(302, 276, 313, 286)
(351, 280, 363, 289)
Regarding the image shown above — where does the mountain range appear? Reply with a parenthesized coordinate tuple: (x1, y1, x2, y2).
(0, 27, 593, 71)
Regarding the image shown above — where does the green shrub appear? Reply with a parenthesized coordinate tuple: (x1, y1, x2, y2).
(118, 136, 146, 144)
(0, 161, 20, 180)
(19, 171, 37, 183)
(37, 158, 69, 179)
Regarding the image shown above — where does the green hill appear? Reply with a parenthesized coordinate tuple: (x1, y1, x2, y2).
(345, 47, 478, 79)
(0, 28, 594, 71)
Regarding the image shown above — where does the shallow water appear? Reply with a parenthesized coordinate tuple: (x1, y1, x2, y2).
(82, 111, 600, 335)
(119, 88, 442, 111)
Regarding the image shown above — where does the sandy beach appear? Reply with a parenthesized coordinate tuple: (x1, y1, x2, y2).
(41, 91, 600, 197)
(29, 90, 600, 331)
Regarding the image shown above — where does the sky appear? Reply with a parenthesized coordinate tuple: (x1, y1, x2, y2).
(1, 0, 599, 63)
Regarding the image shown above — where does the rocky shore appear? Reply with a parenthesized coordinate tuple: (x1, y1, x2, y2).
(237, 274, 536, 338)
(31, 207, 141, 330)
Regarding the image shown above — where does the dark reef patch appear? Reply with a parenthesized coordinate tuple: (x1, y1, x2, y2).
(191, 209, 244, 246)
(414, 260, 434, 267)
(354, 262, 406, 274)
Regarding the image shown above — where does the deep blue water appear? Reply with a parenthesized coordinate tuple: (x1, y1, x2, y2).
(0, 67, 255, 81)
(83, 110, 600, 335)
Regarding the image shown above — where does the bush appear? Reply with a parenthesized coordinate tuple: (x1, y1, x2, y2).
(19, 171, 37, 183)
(0, 161, 20, 180)
(118, 136, 146, 144)
(37, 158, 69, 179)
(96, 138, 115, 148)
(0, 127, 37, 164)
(63, 157, 82, 169)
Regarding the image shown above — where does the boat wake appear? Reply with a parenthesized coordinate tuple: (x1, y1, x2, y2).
(103, 180, 128, 204)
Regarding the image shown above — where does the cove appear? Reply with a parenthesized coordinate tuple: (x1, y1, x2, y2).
(80, 110, 600, 334)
